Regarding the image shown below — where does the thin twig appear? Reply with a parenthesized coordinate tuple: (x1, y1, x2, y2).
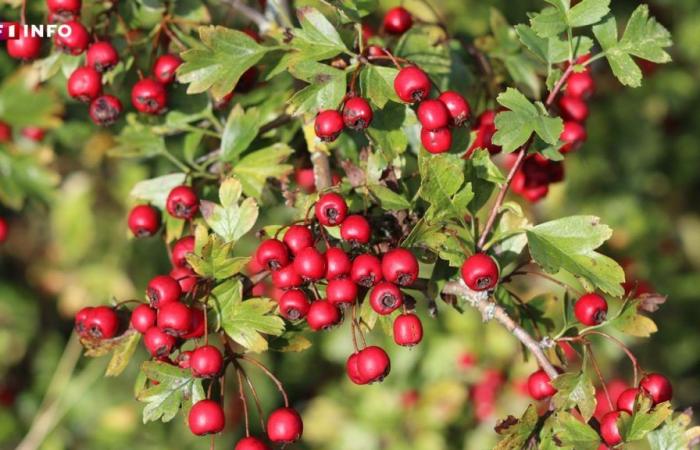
(238, 355, 290, 407)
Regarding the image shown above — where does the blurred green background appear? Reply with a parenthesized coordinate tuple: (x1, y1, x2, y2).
(1, 0, 700, 449)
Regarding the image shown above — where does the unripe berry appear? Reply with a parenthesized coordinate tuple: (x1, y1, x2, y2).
(394, 66, 431, 103)
(131, 304, 157, 334)
(370, 282, 404, 315)
(325, 247, 351, 279)
(327, 278, 358, 306)
(147, 275, 182, 308)
(235, 436, 270, 450)
(67, 66, 102, 102)
(639, 373, 673, 404)
(74, 306, 93, 335)
(0, 217, 8, 243)
(346, 352, 366, 384)
(153, 53, 182, 85)
(89, 95, 122, 126)
(283, 225, 314, 255)
(565, 71, 595, 99)
(342, 97, 373, 130)
(271, 264, 303, 289)
(382, 248, 419, 286)
(461, 253, 499, 291)
(166, 186, 199, 220)
(170, 266, 197, 294)
(190, 345, 224, 378)
(86, 41, 119, 72)
(417, 99, 450, 130)
(421, 127, 452, 154)
(600, 411, 624, 446)
(315, 193, 348, 226)
(278, 289, 311, 320)
(306, 301, 341, 331)
(55, 21, 90, 55)
(574, 293, 608, 326)
(558, 95, 589, 122)
(351, 254, 383, 287)
(128, 204, 160, 237)
(357, 346, 391, 383)
(340, 214, 371, 244)
(314, 110, 344, 142)
(182, 307, 205, 339)
(256, 239, 289, 271)
(188, 400, 225, 436)
(383, 7, 413, 35)
(527, 369, 557, 400)
(266, 407, 303, 443)
(171, 235, 195, 268)
(131, 78, 167, 115)
(85, 306, 120, 339)
(438, 91, 471, 126)
(616, 388, 639, 414)
(393, 313, 423, 346)
(560, 121, 587, 153)
(144, 327, 177, 357)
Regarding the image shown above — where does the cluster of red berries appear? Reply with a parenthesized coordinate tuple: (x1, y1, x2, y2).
(509, 153, 565, 202)
(0, 121, 45, 144)
(314, 96, 374, 142)
(130, 54, 183, 116)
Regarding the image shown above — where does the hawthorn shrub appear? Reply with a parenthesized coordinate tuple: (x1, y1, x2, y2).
(1, 0, 699, 449)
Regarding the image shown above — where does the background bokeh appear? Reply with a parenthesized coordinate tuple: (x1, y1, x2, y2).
(1, 0, 699, 449)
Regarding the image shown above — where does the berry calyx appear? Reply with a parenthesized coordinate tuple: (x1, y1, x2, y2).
(278, 289, 311, 320)
(325, 247, 352, 279)
(327, 278, 358, 306)
(461, 253, 499, 291)
(146, 275, 182, 308)
(393, 313, 423, 346)
(157, 301, 192, 336)
(417, 99, 451, 130)
(600, 411, 624, 446)
(190, 345, 224, 378)
(283, 225, 314, 255)
(86, 41, 119, 72)
(382, 248, 419, 286)
(438, 91, 471, 126)
(616, 388, 639, 414)
(369, 282, 404, 315)
(266, 407, 303, 443)
(127, 204, 160, 237)
(559, 95, 589, 122)
(166, 186, 199, 220)
(188, 399, 225, 436)
(421, 127, 452, 154)
(340, 214, 371, 244)
(234, 436, 270, 450)
(306, 301, 342, 331)
(383, 7, 413, 35)
(89, 95, 122, 126)
(271, 264, 303, 289)
(143, 327, 176, 357)
(351, 254, 383, 287)
(527, 369, 557, 400)
(342, 97, 374, 130)
(131, 78, 167, 115)
(560, 121, 587, 153)
(170, 266, 197, 294)
(130, 304, 157, 334)
(256, 239, 289, 271)
(394, 66, 431, 103)
(171, 235, 195, 268)
(357, 346, 391, 383)
(67, 66, 102, 102)
(565, 71, 595, 99)
(84, 306, 120, 339)
(153, 53, 182, 85)
(574, 293, 608, 326)
(315, 192, 348, 226)
(639, 373, 673, 404)
(55, 21, 90, 55)
(314, 110, 344, 142)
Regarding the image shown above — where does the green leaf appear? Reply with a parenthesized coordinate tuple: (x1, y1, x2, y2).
(394, 27, 451, 77)
(0, 74, 62, 128)
(568, 0, 611, 28)
(493, 88, 563, 152)
(515, 24, 593, 64)
(552, 411, 601, 450)
(178, 26, 271, 99)
(111, 121, 167, 158)
(366, 102, 410, 160)
(551, 370, 597, 421)
(186, 234, 249, 280)
(359, 65, 399, 108)
(493, 405, 539, 450)
(419, 153, 473, 223)
(221, 104, 262, 162)
(368, 184, 411, 210)
(137, 361, 203, 423)
(530, 0, 610, 38)
(647, 411, 698, 450)
(619, 397, 673, 441)
(292, 7, 349, 62)
(0, 149, 59, 209)
(105, 330, 141, 377)
(611, 300, 657, 337)
(288, 61, 346, 115)
(200, 179, 258, 244)
(129, 173, 187, 209)
(526, 216, 625, 296)
(232, 143, 294, 199)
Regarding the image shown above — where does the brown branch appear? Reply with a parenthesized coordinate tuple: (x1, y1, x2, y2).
(311, 151, 332, 191)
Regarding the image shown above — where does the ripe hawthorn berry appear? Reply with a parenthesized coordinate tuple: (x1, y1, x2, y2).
(47, 0, 81, 17)
(89, 95, 122, 126)
(340, 214, 371, 244)
(565, 71, 595, 99)
(127, 204, 160, 237)
(22, 127, 45, 142)
(85, 306, 120, 339)
(144, 327, 176, 357)
(166, 186, 199, 220)
(86, 41, 119, 72)
(315, 192, 348, 226)
(182, 307, 205, 339)
(394, 66, 431, 103)
(342, 97, 374, 130)
(74, 306, 93, 335)
(306, 300, 341, 331)
(256, 239, 289, 271)
(327, 278, 358, 306)
(421, 127, 452, 154)
(67, 66, 102, 102)
(0, 122, 11, 143)
(527, 369, 557, 400)
(235, 436, 270, 450)
(600, 411, 624, 446)
(383, 7, 413, 35)
(616, 388, 639, 414)
(438, 91, 471, 126)
(147, 275, 182, 308)
(558, 95, 589, 122)
(190, 345, 224, 378)
(370, 282, 404, 315)
(278, 289, 311, 320)
(382, 248, 419, 286)
(283, 225, 314, 255)
(131, 78, 167, 115)
(295, 168, 316, 193)
(55, 21, 90, 55)
(171, 235, 195, 268)
(6, 25, 42, 60)
(325, 247, 352, 279)
(393, 313, 423, 346)
(153, 53, 182, 85)
(574, 293, 608, 326)
(639, 373, 673, 404)
(272, 264, 303, 289)
(266, 407, 303, 443)
(351, 254, 383, 287)
(560, 121, 587, 153)
(314, 110, 344, 142)
(357, 346, 390, 383)
(417, 99, 451, 130)
(466, 110, 501, 156)
(157, 301, 192, 336)
(189, 399, 225, 436)
(0, 217, 8, 243)
(346, 352, 366, 384)
(170, 266, 197, 294)
(461, 253, 499, 291)
(130, 304, 157, 334)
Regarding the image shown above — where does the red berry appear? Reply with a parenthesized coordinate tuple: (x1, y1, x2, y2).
(438, 91, 471, 126)
(340, 214, 371, 244)
(190, 345, 224, 378)
(153, 53, 182, 85)
(131, 78, 167, 115)
(55, 21, 90, 55)
(46, 0, 81, 15)
(325, 247, 351, 279)
(369, 282, 404, 315)
(143, 327, 176, 357)
(0, 217, 8, 243)
(177, 350, 193, 369)
(166, 186, 199, 219)
(559, 95, 589, 122)
(367, 45, 386, 57)
(315, 193, 348, 226)
(131, 304, 157, 334)
(639, 373, 673, 404)
(157, 301, 192, 336)
(421, 127, 452, 154)
(383, 7, 413, 35)
(189, 400, 225, 436)
(600, 411, 624, 446)
(86, 41, 119, 72)
(314, 110, 344, 142)
(272, 264, 303, 289)
(171, 235, 195, 268)
(128, 204, 160, 237)
(560, 121, 587, 153)
(565, 71, 595, 99)
(0, 122, 11, 143)
(351, 254, 383, 287)
(89, 95, 122, 126)
(527, 369, 557, 400)
(147, 275, 182, 308)
(182, 307, 205, 339)
(306, 301, 341, 331)
(466, 110, 501, 156)
(6, 25, 42, 60)
(346, 352, 366, 384)
(574, 293, 608, 326)
(342, 97, 373, 130)
(74, 306, 93, 335)
(357, 346, 390, 383)
(235, 436, 270, 450)
(256, 239, 289, 271)
(394, 66, 431, 103)
(417, 99, 450, 130)
(170, 266, 197, 294)
(67, 66, 102, 102)
(461, 253, 499, 291)
(382, 248, 419, 286)
(21, 127, 45, 142)
(283, 225, 314, 255)
(295, 168, 316, 193)
(278, 289, 311, 320)
(327, 278, 358, 306)
(393, 313, 423, 346)
(84, 306, 120, 339)
(266, 407, 303, 443)
(616, 388, 639, 414)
